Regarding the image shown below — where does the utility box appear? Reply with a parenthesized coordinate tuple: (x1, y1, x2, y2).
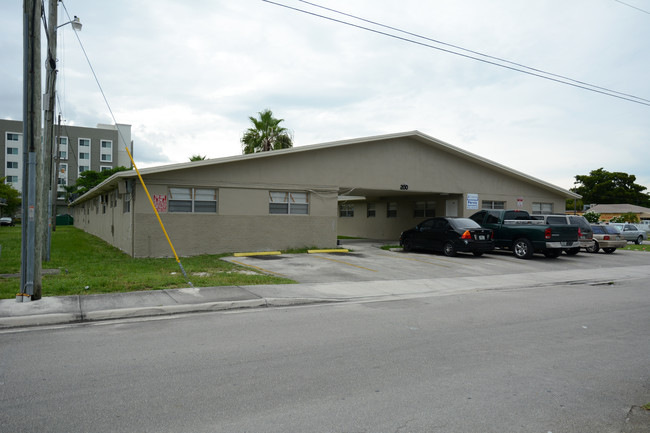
(56, 214, 74, 225)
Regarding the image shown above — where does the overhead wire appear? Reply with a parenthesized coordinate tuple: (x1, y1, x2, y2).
(262, 0, 650, 107)
(614, 0, 650, 15)
(296, 0, 649, 104)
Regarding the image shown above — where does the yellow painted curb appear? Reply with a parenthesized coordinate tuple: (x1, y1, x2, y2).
(307, 249, 349, 254)
(233, 251, 282, 257)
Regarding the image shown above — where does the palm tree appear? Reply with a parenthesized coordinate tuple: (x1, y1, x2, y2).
(241, 109, 293, 154)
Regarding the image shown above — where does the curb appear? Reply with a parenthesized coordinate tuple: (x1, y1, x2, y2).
(0, 297, 341, 329)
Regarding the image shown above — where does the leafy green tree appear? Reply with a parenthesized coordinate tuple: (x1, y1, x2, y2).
(572, 168, 650, 206)
(241, 109, 293, 154)
(582, 211, 601, 223)
(64, 166, 131, 202)
(189, 154, 206, 161)
(0, 178, 21, 217)
(565, 198, 584, 212)
(610, 212, 640, 223)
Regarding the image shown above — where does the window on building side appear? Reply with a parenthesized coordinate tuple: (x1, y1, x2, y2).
(269, 191, 309, 215)
(59, 137, 68, 160)
(339, 203, 354, 217)
(7, 133, 20, 141)
(6, 161, 18, 169)
(169, 187, 217, 213)
(367, 203, 376, 217)
(100, 166, 112, 172)
(387, 202, 397, 218)
(123, 193, 131, 213)
(7, 147, 18, 155)
(58, 163, 67, 190)
(414, 201, 436, 217)
(79, 165, 89, 174)
(100, 140, 112, 162)
(532, 202, 554, 215)
(482, 200, 506, 210)
(6, 176, 18, 184)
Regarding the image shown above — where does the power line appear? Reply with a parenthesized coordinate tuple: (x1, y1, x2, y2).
(297, 0, 649, 104)
(262, 0, 650, 107)
(614, 0, 650, 15)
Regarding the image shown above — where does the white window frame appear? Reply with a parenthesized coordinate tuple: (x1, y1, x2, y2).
(56, 163, 68, 193)
(58, 137, 68, 160)
(100, 165, 113, 172)
(269, 191, 309, 215)
(339, 203, 354, 217)
(482, 200, 506, 210)
(123, 192, 131, 213)
(100, 140, 113, 162)
(387, 202, 397, 218)
(532, 202, 554, 215)
(168, 187, 218, 213)
(78, 139, 91, 167)
(367, 203, 376, 218)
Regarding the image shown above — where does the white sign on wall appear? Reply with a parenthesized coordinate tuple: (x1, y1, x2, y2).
(466, 193, 479, 210)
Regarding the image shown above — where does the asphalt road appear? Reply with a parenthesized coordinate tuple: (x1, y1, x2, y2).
(1, 277, 648, 432)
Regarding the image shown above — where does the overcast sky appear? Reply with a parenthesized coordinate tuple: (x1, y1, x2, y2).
(1, 0, 649, 192)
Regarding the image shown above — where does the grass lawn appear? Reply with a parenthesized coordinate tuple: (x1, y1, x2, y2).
(0, 226, 294, 299)
(621, 243, 649, 252)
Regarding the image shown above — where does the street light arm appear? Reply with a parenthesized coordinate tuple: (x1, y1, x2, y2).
(56, 15, 81, 31)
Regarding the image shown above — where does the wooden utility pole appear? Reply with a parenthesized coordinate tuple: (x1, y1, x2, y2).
(43, 0, 58, 261)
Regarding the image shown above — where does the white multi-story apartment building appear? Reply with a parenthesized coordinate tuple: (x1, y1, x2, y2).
(1, 119, 133, 212)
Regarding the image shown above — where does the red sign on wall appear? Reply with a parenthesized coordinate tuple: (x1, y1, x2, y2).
(153, 195, 168, 213)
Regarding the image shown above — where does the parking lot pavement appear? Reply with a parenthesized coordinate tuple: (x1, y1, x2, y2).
(223, 239, 650, 284)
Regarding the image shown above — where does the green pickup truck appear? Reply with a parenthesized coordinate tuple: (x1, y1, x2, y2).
(469, 209, 579, 259)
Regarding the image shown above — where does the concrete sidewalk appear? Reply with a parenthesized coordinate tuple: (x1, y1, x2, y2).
(2, 264, 650, 329)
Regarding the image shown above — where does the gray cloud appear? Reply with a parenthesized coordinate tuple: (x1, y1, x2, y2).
(1, 0, 648, 190)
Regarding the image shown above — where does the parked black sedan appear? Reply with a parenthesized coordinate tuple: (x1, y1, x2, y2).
(400, 217, 494, 257)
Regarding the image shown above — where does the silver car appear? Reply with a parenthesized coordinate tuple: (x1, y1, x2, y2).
(609, 223, 647, 244)
(587, 225, 627, 253)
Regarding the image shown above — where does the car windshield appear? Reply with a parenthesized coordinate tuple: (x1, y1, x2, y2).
(604, 226, 621, 234)
(546, 216, 567, 224)
(569, 216, 591, 230)
(449, 218, 481, 229)
(591, 226, 606, 234)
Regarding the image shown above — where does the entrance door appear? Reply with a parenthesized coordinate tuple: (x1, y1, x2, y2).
(446, 199, 458, 217)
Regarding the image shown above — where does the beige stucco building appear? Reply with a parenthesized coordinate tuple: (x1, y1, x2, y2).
(70, 131, 580, 257)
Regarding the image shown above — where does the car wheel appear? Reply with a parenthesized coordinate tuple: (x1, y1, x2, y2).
(586, 241, 599, 253)
(636, 236, 643, 245)
(472, 251, 484, 257)
(565, 247, 580, 255)
(443, 242, 457, 257)
(603, 247, 616, 254)
(543, 249, 561, 258)
(512, 238, 534, 259)
(402, 237, 413, 252)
